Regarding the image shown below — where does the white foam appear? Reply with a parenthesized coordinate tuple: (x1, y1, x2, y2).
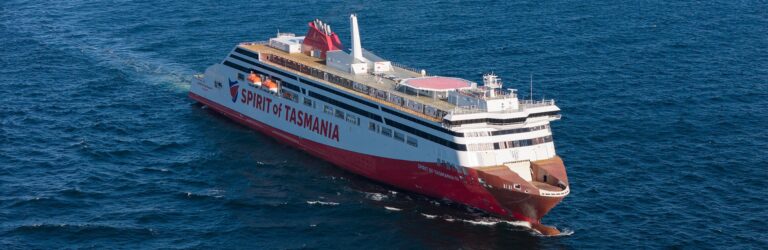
(306, 200, 339, 206)
(533, 227, 574, 237)
(364, 192, 388, 201)
(456, 218, 501, 226)
(184, 189, 226, 199)
(206, 188, 225, 198)
(439, 216, 532, 229)
(384, 206, 401, 211)
(421, 213, 437, 219)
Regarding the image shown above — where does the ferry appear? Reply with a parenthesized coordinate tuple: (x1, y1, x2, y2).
(189, 14, 569, 235)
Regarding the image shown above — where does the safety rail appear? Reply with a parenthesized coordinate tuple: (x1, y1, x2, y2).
(520, 99, 556, 108)
(240, 41, 270, 46)
(391, 62, 425, 76)
(448, 99, 556, 115)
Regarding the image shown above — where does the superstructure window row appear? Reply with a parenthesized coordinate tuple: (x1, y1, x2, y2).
(444, 111, 560, 127)
(323, 104, 360, 126)
(463, 124, 550, 137)
(493, 135, 553, 151)
(466, 135, 553, 152)
(370, 121, 418, 147)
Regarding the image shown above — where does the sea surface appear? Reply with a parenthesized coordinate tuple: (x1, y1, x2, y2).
(1, 0, 766, 249)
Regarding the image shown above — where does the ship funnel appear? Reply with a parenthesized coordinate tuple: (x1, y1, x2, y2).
(302, 18, 344, 59)
(350, 14, 365, 62)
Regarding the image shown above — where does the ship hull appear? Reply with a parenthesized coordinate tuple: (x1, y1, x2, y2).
(190, 92, 563, 225)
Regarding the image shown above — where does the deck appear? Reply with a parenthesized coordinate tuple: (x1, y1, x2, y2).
(240, 43, 458, 121)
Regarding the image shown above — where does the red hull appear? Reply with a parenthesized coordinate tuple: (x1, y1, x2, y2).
(190, 92, 563, 224)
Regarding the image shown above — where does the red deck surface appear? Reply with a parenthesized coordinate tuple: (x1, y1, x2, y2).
(403, 77, 471, 90)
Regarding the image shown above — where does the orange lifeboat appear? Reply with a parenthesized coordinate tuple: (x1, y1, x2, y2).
(247, 71, 262, 86)
(263, 78, 279, 93)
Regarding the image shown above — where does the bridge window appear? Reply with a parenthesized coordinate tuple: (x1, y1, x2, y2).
(335, 109, 345, 119)
(406, 136, 418, 147)
(282, 90, 298, 102)
(346, 114, 359, 125)
(237, 73, 244, 81)
(393, 131, 405, 142)
(368, 122, 378, 132)
(303, 97, 314, 107)
(323, 105, 333, 115)
(381, 127, 393, 137)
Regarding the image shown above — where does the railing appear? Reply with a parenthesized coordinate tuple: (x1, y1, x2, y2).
(455, 88, 515, 100)
(390, 62, 423, 75)
(240, 41, 269, 46)
(448, 99, 556, 116)
(520, 99, 556, 108)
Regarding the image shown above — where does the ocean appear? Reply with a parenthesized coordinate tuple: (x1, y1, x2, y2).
(1, 0, 766, 249)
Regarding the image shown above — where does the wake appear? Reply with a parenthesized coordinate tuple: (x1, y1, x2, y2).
(2, 2, 195, 92)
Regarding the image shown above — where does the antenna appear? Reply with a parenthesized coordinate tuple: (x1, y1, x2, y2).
(530, 74, 533, 102)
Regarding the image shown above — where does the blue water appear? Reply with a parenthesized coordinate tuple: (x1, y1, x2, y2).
(1, 0, 766, 249)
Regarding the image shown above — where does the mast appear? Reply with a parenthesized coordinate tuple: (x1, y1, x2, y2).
(530, 74, 533, 102)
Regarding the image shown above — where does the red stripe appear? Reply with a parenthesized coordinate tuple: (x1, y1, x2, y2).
(189, 92, 534, 220)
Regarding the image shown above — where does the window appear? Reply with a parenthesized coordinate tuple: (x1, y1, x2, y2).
(381, 127, 393, 137)
(237, 73, 244, 81)
(324, 105, 333, 115)
(368, 122, 378, 132)
(467, 143, 494, 151)
(406, 136, 418, 147)
(346, 114, 359, 125)
(393, 131, 405, 142)
(214, 81, 222, 88)
(282, 90, 298, 102)
(335, 109, 345, 119)
(303, 97, 313, 107)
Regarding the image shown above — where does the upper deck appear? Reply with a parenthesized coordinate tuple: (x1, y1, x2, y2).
(241, 43, 455, 118)
(240, 42, 558, 125)
(228, 15, 560, 128)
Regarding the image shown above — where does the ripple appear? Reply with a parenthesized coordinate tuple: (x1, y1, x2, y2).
(5, 196, 90, 209)
(1, 0, 766, 249)
(11, 223, 156, 238)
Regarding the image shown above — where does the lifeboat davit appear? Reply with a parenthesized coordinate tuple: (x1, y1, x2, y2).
(248, 71, 262, 86)
(264, 79, 279, 93)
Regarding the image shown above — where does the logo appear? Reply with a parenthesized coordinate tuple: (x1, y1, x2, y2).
(228, 78, 240, 103)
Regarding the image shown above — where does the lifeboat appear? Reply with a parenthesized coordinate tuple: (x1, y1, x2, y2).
(247, 71, 262, 86)
(264, 78, 279, 93)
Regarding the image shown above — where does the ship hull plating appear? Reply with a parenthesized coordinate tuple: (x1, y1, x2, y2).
(190, 92, 565, 226)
